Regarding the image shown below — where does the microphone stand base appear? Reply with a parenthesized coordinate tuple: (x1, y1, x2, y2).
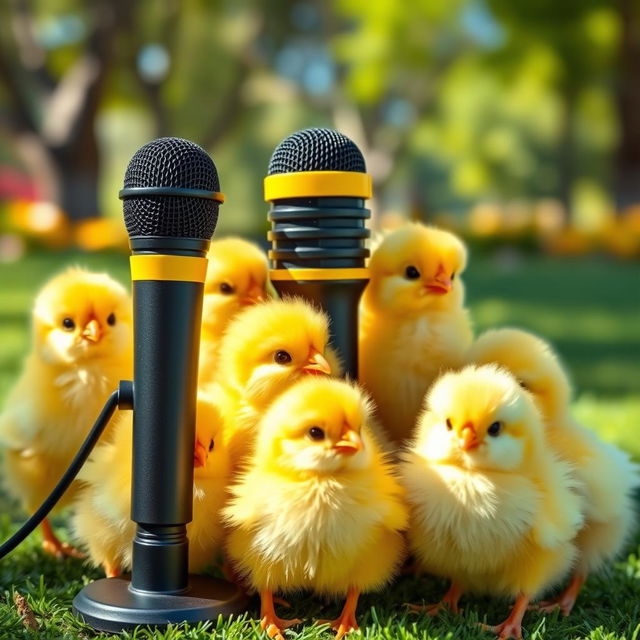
(73, 574, 248, 633)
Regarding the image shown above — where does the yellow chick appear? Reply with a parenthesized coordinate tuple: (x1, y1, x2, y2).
(224, 376, 407, 640)
(359, 223, 473, 444)
(0, 268, 132, 557)
(213, 297, 333, 466)
(199, 237, 272, 387)
(468, 328, 640, 615)
(72, 392, 229, 577)
(400, 364, 584, 640)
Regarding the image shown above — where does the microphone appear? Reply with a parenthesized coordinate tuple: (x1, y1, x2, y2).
(265, 128, 371, 378)
(74, 137, 245, 632)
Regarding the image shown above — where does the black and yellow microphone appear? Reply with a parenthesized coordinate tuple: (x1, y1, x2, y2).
(74, 137, 245, 631)
(265, 128, 371, 378)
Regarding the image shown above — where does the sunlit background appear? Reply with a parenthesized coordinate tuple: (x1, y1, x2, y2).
(0, 0, 638, 454)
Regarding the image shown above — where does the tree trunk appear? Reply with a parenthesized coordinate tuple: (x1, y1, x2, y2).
(0, 0, 131, 221)
(614, 0, 640, 210)
(556, 86, 576, 225)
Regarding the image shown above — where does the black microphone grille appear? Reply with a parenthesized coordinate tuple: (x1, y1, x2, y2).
(122, 137, 221, 240)
(267, 128, 366, 175)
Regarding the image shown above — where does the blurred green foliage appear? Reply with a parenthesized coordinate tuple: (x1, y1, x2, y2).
(0, 0, 638, 232)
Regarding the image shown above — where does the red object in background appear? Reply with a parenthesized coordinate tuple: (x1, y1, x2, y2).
(0, 167, 40, 201)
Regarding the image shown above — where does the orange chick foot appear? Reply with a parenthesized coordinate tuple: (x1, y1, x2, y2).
(103, 562, 121, 578)
(316, 613, 359, 640)
(479, 620, 522, 640)
(406, 601, 453, 616)
(529, 573, 584, 617)
(259, 590, 301, 640)
(317, 587, 360, 640)
(41, 519, 85, 559)
(405, 582, 463, 616)
(273, 596, 292, 609)
(42, 539, 85, 559)
(260, 613, 302, 640)
(479, 593, 529, 640)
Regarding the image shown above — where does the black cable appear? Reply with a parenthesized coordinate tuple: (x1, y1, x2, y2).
(0, 387, 124, 559)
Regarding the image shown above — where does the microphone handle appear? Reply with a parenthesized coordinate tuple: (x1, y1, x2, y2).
(129, 238, 208, 593)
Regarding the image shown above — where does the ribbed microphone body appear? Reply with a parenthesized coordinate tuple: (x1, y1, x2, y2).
(122, 137, 222, 593)
(265, 128, 371, 378)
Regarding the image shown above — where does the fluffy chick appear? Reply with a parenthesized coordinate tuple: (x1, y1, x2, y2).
(359, 223, 473, 444)
(224, 377, 407, 640)
(199, 237, 272, 387)
(468, 328, 640, 615)
(213, 298, 334, 467)
(72, 392, 229, 577)
(400, 364, 584, 639)
(0, 268, 132, 557)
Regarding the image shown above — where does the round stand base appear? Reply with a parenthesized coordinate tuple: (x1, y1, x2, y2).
(73, 575, 248, 633)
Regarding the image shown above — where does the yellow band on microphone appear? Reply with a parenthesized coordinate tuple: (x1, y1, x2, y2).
(130, 255, 208, 282)
(264, 171, 372, 201)
(270, 268, 369, 282)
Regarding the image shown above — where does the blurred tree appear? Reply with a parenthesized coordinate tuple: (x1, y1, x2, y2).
(482, 0, 618, 220)
(329, 0, 469, 220)
(0, 0, 634, 230)
(615, 0, 640, 209)
(0, 0, 297, 222)
(0, 0, 133, 220)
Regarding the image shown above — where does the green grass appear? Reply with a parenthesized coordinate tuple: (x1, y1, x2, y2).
(0, 248, 639, 639)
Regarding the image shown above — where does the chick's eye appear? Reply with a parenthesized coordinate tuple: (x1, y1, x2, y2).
(308, 427, 325, 441)
(208, 439, 214, 452)
(445, 418, 453, 431)
(219, 282, 234, 295)
(451, 273, 456, 281)
(488, 421, 503, 437)
(107, 313, 116, 326)
(405, 265, 420, 280)
(62, 317, 75, 331)
(518, 380, 529, 390)
(274, 350, 292, 365)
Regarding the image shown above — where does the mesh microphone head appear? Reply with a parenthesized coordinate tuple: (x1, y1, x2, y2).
(267, 128, 366, 175)
(122, 137, 220, 240)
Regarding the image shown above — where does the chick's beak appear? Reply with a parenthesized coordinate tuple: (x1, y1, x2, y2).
(302, 349, 331, 376)
(334, 428, 363, 455)
(82, 318, 102, 343)
(194, 440, 208, 468)
(241, 281, 267, 306)
(424, 264, 453, 294)
(459, 423, 479, 451)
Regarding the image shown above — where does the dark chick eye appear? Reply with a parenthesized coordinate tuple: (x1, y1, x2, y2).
(62, 317, 75, 330)
(518, 380, 529, 390)
(274, 350, 292, 365)
(451, 273, 456, 281)
(208, 439, 214, 452)
(488, 421, 503, 437)
(445, 418, 453, 431)
(219, 282, 234, 295)
(308, 426, 325, 441)
(405, 265, 420, 280)
(107, 313, 116, 326)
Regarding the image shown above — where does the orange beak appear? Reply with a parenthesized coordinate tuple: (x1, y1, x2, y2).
(241, 281, 267, 306)
(425, 264, 453, 294)
(194, 440, 208, 468)
(302, 349, 332, 376)
(82, 318, 102, 343)
(334, 428, 362, 455)
(459, 423, 479, 451)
